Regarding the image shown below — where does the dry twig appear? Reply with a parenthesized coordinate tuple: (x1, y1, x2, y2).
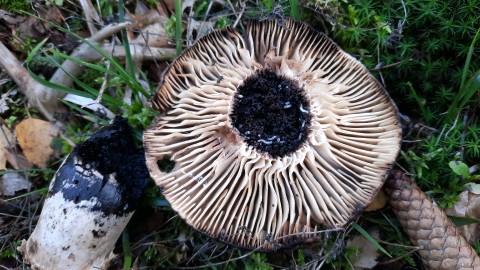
(79, 0, 102, 35)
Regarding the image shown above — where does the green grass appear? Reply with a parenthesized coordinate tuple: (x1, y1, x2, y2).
(446, 28, 480, 122)
(0, 0, 30, 13)
(175, 0, 183, 55)
(289, 0, 300, 20)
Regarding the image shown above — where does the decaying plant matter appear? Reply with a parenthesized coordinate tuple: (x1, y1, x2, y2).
(385, 170, 480, 269)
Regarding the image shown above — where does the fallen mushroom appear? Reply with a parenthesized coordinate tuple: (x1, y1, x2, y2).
(19, 117, 149, 269)
(385, 171, 480, 269)
(144, 18, 402, 250)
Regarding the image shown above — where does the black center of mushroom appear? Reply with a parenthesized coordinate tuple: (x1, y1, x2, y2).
(230, 70, 311, 157)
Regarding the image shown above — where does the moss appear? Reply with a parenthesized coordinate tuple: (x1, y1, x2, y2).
(309, 0, 479, 125)
(0, 0, 31, 13)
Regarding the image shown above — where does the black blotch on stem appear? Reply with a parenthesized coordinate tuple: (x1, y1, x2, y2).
(50, 116, 150, 216)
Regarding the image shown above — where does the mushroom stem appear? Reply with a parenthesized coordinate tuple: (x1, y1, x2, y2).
(19, 117, 149, 270)
(384, 170, 480, 269)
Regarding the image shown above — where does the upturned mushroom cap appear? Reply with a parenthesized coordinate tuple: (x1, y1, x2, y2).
(144, 18, 401, 250)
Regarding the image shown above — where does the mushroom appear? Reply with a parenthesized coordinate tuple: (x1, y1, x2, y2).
(20, 117, 149, 269)
(144, 18, 401, 250)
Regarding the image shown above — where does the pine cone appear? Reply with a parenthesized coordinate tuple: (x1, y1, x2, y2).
(384, 170, 480, 269)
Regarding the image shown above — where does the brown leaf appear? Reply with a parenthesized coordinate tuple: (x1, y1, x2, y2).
(466, 193, 480, 218)
(0, 9, 26, 25)
(1, 7, 75, 55)
(128, 4, 171, 48)
(445, 190, 480, 243)
(364, 190, 387, 211)
(15, 118, 59, 168)
(0, 124, 14, 170)
(347, 228, 380, 269)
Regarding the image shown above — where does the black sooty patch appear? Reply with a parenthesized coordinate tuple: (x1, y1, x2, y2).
(50, 116, 149, 216)
(230, 70, 311, 157)
(92, 229, 107, 238)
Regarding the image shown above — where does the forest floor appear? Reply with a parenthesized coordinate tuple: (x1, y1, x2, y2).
(0, 0, 479, 269)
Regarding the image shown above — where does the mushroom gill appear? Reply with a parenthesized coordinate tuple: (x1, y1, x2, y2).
(144, 18, 402, 250)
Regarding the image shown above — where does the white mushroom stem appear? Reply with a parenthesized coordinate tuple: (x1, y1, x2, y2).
(19, 193, 133, 270)
(19, 117, 149, 270)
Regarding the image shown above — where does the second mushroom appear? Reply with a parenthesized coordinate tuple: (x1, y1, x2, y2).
(144, 19, 402, 251)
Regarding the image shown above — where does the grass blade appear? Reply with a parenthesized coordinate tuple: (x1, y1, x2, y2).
(0, 168, 56, 176)
(459, 28, 480, 95)
(62, 100, 110, 123)
(27, 67, 94, 98)
(448, 215, 480, 226)
(406, 82, 427, 117)
(289, 0, 300, 20)
(446, 27, 480, 122)
(26, 41, 95, 97)
(5, 187, 49, 201)
(48, 49, 116, 76)
(457, 72, 480, 115)
(22, 12, 149, 98)
(27, 42, 125, 106)
(352, 221, 392, 258)
(122, 230, 132, 269)
(40, 51, 125, 106)
(175, 0, 183, 55)
(118, 0, 135, 77)
(26, 37, 49, 62)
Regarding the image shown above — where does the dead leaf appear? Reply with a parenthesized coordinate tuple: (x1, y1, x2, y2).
(0, 9, 26, 25)
(182, 0, 196, 13)
(365, 190, 387, 211)
(446, 190, 469, 217)
(0, 124, 14, 170)
(445, 190, 480, 243)
(1, 6, 76, 55)
(465, 195, 480, 218)
(465, 183, 480, 195)
(187, 19, 215, 42)
(347, 228, 380, 269)
(132, 19, 171, 48)
(15, 118, 59, 168)
(4, 149, 32, 170)
(0, 172, 31, 196)
(128, 4, 171, 48)
(0, 89, 18, 113)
